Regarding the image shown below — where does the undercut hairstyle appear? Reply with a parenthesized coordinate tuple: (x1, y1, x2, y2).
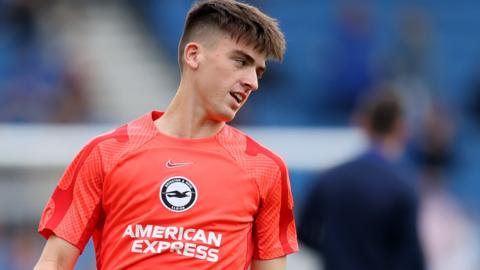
(179, 0, 286, 68)
(358, 89, 404, 136)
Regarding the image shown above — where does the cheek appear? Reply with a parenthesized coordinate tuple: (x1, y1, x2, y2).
(199, 62, 237, 99)
(213, 65, 231, 79)
(199, 79, 227, 103)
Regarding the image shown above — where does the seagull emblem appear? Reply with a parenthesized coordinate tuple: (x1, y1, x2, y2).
(166, 190, 191, 198)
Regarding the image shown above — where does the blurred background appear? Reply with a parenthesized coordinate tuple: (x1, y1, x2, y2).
(1, 0, 480, 269)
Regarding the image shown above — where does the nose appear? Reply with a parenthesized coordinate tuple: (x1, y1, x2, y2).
(240, 69, 259, 92)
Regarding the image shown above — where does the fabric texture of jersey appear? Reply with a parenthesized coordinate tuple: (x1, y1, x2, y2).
(38, 111, 298, 270)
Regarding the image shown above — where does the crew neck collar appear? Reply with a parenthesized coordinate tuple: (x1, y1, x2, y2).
(148, 111, 227, 143)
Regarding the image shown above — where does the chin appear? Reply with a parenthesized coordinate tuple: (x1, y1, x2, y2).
(212, 110, 237, 123)
(220, 114, 236, 123)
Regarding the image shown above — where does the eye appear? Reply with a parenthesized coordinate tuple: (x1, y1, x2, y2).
(257, 69, 265, 80)
(234, 58, 246, 66)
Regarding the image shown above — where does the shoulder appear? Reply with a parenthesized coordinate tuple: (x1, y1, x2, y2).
(218, 126, 290, 199)
(80, 112, 157, 171)
(316, 154, 365, 180)
(219, 125, 287, 173)
(312, 153, 393, 191)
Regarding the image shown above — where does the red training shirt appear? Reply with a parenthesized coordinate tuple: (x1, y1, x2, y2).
(39, 111, 298, 269)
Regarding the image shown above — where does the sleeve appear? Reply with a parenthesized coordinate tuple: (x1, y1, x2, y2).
(253, 159, 299, 259)
(38, 139, 105, 253)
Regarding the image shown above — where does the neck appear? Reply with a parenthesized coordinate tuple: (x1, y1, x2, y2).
(370, 136, 403, 161)
(154, 80, 225, 139)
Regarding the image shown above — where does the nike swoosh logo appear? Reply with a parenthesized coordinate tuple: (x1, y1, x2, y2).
(165, 160, 193, 168)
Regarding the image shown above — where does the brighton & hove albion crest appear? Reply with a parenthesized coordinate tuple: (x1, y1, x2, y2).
(160, 176, 197, 212)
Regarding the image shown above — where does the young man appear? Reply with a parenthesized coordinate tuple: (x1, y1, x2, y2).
(34, 1, 298, 269)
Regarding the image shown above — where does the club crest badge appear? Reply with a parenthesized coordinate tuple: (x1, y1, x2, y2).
(160, 176, 197, 212)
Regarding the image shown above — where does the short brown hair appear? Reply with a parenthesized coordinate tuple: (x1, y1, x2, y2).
(179, 0, 286, 67)
(358, 89, 404, 136)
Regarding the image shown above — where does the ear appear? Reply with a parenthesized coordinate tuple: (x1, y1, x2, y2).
(183, 42, 202, 70)
(395, 118, 409, 143)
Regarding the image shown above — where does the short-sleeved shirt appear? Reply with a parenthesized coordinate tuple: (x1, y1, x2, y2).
(38, 111, 298, 269)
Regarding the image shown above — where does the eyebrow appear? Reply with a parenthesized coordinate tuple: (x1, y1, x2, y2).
(231, 50, 266, 77)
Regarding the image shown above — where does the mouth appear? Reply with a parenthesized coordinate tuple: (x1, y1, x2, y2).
(230, 91, 246, 104)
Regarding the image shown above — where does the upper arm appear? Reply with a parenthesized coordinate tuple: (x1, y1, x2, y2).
(393, 189, 425, 270)
(34, 235, 80, 270)
(38, 140, 105, 252)
(253, 157, 298, 259)
(383, 181, 424, 270)
(251, 257, 286, 270)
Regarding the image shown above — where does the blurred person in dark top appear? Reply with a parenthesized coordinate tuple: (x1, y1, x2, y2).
(471, 86, 480, 128)
(299, 88, 425, 270)
(412, 102, 455, 177)
(467, 66, 480, 129)
(413, 103, 480, 270)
